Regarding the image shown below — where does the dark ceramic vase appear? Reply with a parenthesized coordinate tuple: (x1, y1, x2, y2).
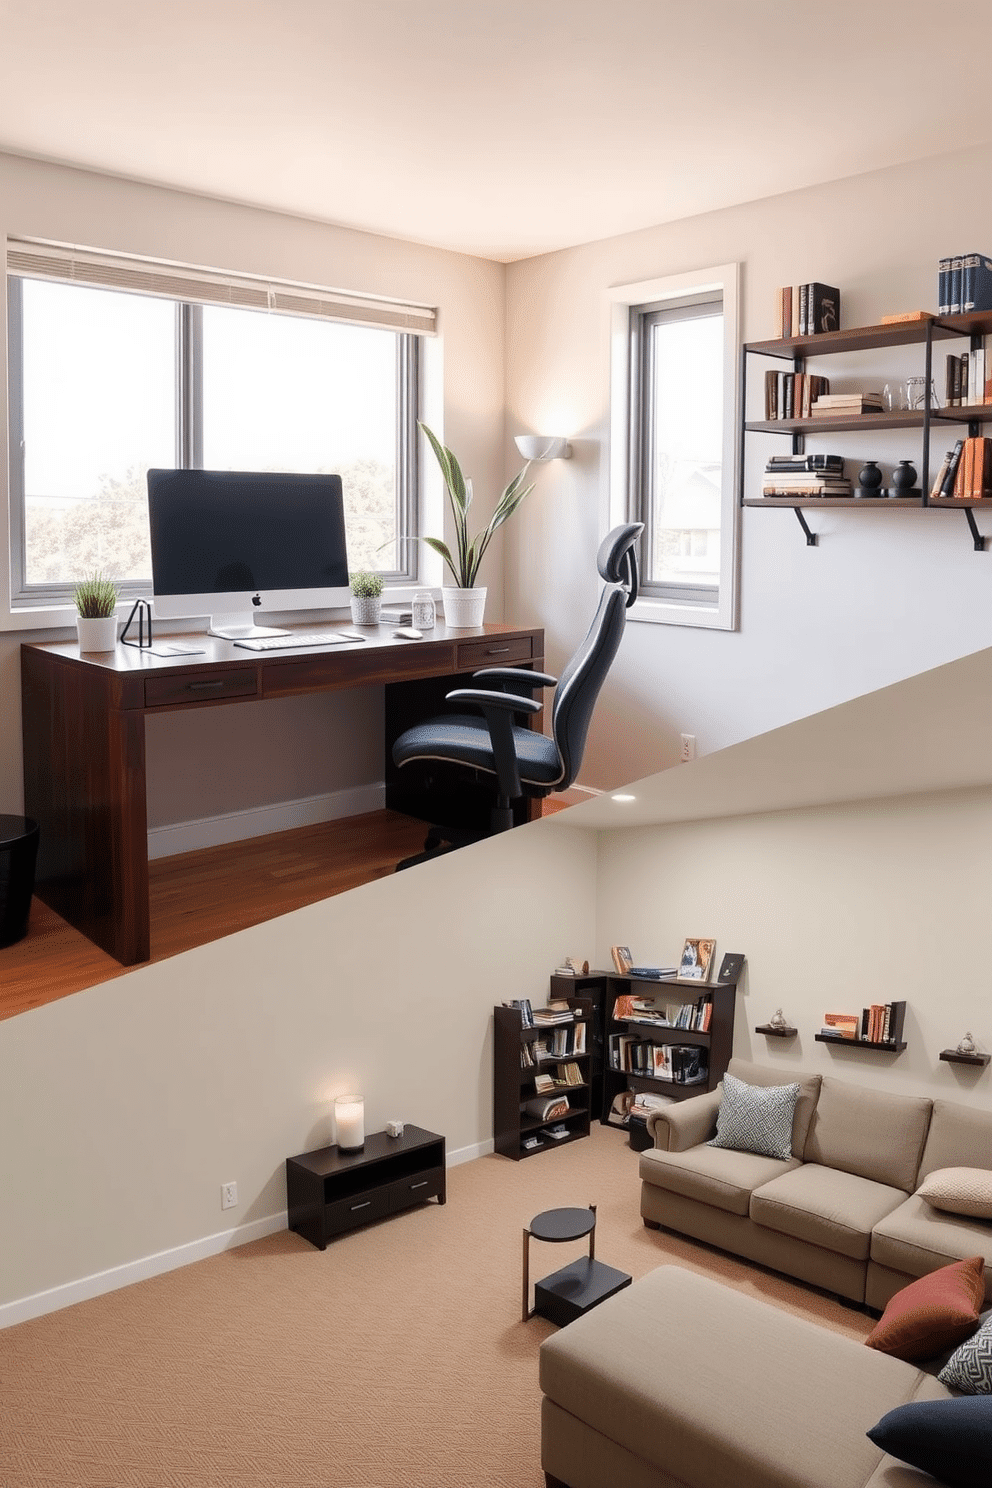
(856, 460, 883, 497)
(891, 460, 918, 496)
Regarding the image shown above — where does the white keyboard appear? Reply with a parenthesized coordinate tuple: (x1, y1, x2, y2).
(233, 632, 366, 651)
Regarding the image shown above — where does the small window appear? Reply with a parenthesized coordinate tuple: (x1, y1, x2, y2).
(610, 265, 740, 630)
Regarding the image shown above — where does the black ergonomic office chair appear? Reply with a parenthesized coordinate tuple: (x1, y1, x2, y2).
(392, 523, 643, 868)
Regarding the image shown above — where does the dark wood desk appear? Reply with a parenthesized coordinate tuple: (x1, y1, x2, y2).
(21, 620, 544, 966)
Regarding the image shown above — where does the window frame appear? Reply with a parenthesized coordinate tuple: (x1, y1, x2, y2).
(6, 257, 425, 611)
(609, 263, 741, 631)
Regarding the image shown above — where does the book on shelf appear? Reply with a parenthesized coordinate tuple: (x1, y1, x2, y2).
(504, 998, 534, 1026)
(533, 1006, 574, 1025)
(533, 1072, 556, 1094)
(821, 1012, 859, 1039)
(764, 371, 830, 419)
(944, 347, 991, 408)
(938, 440, 965, 496)
(775, 282, 840, 336)
(613, 994, 636, 1021)
(524, 1095, 570, 1122)
(938, 251, 992, 314)
(810, 393, 883, 416)
(628, 965, 677, 979)
(951, 437, 991, 498)
(879, 310, 934, 324)
(556, 1061, 584, 1086)
(670, 1046, 707, 1084)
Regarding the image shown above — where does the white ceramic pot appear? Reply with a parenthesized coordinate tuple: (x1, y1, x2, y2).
(76, 614, 119, 652)
(441, 586, 487, 628)
(350, 595, 382, 625)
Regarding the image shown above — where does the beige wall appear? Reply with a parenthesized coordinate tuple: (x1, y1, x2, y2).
(505, 143, 992, 792)
(592, 786, 992, 1108)
(0, 816, 597, 1314)
(0, 150, 509, 830)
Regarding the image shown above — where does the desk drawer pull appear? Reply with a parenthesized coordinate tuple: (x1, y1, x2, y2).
(349, 1200, 372, 1212)
(187, 680, 226, 691)
(487, 646, 511, 654)
(409, 1180, 429, 1189)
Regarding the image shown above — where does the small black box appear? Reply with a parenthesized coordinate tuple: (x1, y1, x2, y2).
(534, 1256, 632, 1327)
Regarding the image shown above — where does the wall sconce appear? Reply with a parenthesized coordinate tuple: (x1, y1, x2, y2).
(334, 1093, 365, 1152)
(514, 434, 572, 462)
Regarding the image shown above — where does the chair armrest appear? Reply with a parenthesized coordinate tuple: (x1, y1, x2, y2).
(647, 1089, 721, 1152)
(445, 688, 541, 717)
(471, 667, 558, 695)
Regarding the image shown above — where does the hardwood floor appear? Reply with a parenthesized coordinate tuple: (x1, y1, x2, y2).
(0, 810, 432, 1023)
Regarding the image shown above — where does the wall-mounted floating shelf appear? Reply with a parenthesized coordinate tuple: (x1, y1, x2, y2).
(815, 1035, 907, 1053)
(755, 1023, 797, 1039)
(939, 1048, 990, 1068)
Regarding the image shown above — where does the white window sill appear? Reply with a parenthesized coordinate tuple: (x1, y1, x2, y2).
(628, 594, 732, 631)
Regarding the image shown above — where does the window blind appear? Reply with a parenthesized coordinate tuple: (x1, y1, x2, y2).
(6, 238, 437, 336)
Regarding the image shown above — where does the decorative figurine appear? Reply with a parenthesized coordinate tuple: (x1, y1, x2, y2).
(956, 1031, 977, 1055)
(769, 1007, 789, 1030)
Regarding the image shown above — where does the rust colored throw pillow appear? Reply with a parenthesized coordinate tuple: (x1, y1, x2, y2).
(865, 1257, 986, 1363)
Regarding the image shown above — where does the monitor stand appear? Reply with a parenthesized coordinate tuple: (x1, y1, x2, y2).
(208, 614, 290, 641)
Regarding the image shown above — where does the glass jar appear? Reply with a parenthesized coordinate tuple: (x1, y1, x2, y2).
(411, 591, 436, 630)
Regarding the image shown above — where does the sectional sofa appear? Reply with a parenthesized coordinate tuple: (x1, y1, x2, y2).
(639, 1057, 992, 1309)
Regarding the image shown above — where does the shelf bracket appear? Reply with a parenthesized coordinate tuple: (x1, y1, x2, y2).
(793, 507, 818, 546)
(964, 508, 987, 552)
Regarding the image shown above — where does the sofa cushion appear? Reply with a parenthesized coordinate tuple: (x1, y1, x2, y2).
(640, 1142, 800, 1217)
(865, 1256, 986, 1363)
(540, 1264, 949, 1488)
(867, 1396, 992, 1487)
(871, 1193, 992, 1282)
(726, 1057, 821, 1156)
(802, 1077, 931, 1191)
(918, 1099, 992, 1185)
(750, 1162, 908, 1261)
(919, 1166, 992, 1220)
(939, 1314, 992, 1395)
(707, 1072, 800, 1161)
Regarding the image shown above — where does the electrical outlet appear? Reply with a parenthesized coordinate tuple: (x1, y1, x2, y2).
(680, 733, 696, 763)
(221, 1181, 238, 1210)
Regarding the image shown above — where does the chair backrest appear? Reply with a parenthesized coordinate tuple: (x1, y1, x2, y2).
(550, 523, 643, 790)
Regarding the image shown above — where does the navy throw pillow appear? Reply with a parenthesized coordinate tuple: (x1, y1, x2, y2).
(867, 1395, 992, 1487)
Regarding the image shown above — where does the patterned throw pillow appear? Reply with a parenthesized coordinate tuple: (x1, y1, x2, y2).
(940, 1315, 992, 1395)
(865, 1256, 986, 1363)
(707, 1073, 800, 1161)
(918, 1167, 992, 1220)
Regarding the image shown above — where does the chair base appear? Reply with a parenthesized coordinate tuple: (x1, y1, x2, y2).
(395, 795, 524, 871)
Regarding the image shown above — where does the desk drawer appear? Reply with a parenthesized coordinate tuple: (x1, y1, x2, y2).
(455, 635, 534, 670)
(143, 669, 259, 708)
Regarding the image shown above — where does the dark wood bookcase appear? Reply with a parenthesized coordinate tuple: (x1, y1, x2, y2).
(493, 998, 593, 1160)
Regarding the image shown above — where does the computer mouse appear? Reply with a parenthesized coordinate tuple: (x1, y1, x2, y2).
(394, 627, 423, 640)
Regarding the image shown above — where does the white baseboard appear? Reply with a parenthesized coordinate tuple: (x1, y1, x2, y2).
(147, 783, 385, 859)
(1, 1139, 493, 1329)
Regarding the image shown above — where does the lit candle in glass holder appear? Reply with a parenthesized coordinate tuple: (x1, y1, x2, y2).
(335, 1094, 365, 1152)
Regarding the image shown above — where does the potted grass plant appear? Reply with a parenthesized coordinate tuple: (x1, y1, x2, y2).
(349, 569, 385, 625)
(73, 572, 119, 652)
(419, 422, 534, 628)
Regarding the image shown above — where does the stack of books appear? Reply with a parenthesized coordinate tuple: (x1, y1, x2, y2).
(761, 454, 851, 499)
(811, 392, 883, 417)
(819, 1012, 859, 1040)
(764, 370, 831, 420)
(930, 438, 992, 499)
(775, 282, 841, 336)
(937, 253, 992, 315)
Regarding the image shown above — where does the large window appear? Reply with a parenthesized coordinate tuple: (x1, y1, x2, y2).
(610, 265, 740, 630)
(7, 243, 428, 607)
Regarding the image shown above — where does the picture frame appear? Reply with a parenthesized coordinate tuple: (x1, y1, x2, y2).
(677, 937, 716, 983)
(611, 945, 633, 976)
(716, 952, 745, 985)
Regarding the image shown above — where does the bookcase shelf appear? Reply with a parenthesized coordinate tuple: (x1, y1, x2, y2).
(740, 309, 992, 550)
(493, 1000, 592, 1160)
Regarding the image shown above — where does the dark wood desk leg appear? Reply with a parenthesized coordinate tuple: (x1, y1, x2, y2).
(21, 651, 150, 966)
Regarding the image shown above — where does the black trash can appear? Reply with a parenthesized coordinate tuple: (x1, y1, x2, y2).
(0, 814, 40, 948)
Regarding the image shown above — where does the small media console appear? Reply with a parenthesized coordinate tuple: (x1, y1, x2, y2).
(286, 1124, 446, 1250)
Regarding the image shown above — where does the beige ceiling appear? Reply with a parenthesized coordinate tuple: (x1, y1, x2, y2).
(0, 0, 983, 262)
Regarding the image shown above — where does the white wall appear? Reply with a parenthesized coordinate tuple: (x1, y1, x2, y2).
(593, 786, 992, 1108)
(505, 143, 992, 792)
(0, 815, 597, 1318)
(0, 151, 509, 830)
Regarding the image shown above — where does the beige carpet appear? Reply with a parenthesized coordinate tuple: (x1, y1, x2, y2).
(1, 1124, 872, 1487)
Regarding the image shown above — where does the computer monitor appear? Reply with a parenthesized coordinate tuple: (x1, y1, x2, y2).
(147, 469, 351, 639)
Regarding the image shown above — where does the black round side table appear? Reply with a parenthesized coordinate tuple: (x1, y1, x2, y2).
(0, 815, 40, 949)
(523, 1205, 631, 1325)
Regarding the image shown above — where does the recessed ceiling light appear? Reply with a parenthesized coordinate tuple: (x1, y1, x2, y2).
(611, 793, 636, 802)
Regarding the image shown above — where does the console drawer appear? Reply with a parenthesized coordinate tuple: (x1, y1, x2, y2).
(144, 669, 258, 708)
(322, 1185, 392, 1238)
(386, 1165, 446, 1214)
(455, 635, 534, 670)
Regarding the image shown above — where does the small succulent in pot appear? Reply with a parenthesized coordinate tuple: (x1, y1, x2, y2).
(73, 572, 119, 617)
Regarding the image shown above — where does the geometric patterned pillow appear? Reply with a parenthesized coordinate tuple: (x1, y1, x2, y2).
(918, 1167, 992, 1220)
(940, 1315, 992, 1394)
(707, 1072, 801, 1161)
